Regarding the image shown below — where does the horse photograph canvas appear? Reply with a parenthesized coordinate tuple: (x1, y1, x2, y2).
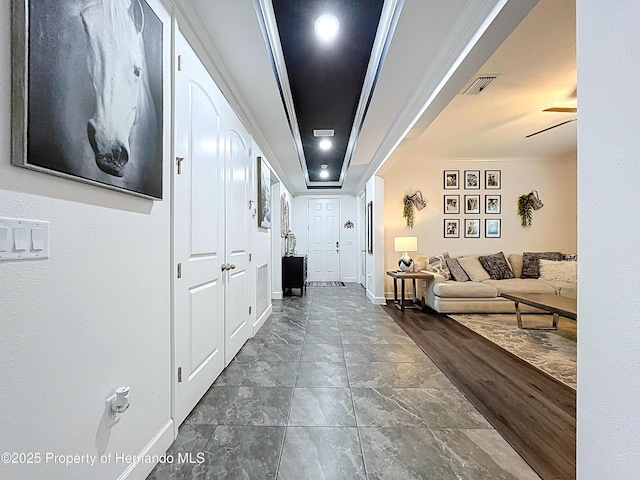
(14, 0, 163, 199)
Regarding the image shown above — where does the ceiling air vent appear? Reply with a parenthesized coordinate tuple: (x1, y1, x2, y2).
(313, 129, 335, 137)
(462, 75, 497, 95)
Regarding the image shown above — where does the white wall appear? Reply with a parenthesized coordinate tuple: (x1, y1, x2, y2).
(577, 2, 640, 478)
(0, 1, 174, 479)
(381, 156, 577, 296)
(269, 178, 292, 300)
(365, 176, 386, 304)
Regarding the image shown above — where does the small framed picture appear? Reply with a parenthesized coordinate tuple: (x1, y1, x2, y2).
(464, 195, 480, 214)
(444, 170, 460, 189)
(485, 219, 501, 238)
(444, 219, 460, 238)
(444, 195, 460, 214)
(485, 194, 501, 214)
(464, 170, 480, 189)
(485, 170, 501, 189)
(464, 219, 480, 238)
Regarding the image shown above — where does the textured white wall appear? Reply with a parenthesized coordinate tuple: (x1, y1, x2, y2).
(577, 2, 640, 477)
(381, 156, 576, 295)
(365, 176, 386, 304)
(0, 1, 173, 479)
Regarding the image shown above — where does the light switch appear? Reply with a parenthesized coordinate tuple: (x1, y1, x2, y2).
(31, 228, 45, 251)
(0, 227, 8, 252)
(13, 227, 27, 251)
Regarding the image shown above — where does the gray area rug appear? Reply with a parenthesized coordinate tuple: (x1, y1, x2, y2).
(305, 281, 346, 287)
(449, 313, 577, 389)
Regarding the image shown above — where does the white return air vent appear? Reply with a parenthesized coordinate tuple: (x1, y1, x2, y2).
(313, 129, 335, 137)
(462, 75, 497, 95)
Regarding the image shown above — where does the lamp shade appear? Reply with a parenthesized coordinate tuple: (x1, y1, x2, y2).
(394, 236, 417, 253)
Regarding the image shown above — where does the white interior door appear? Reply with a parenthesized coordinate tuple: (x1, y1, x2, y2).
(223, 114, 252, 365)
(308, 198, 340, 282)
(358, 192, 366, 286)
(173, 31, 226, 425)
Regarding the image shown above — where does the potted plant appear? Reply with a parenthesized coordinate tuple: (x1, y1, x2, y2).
(403, 195, 415, 228)
(517, 190, 543, 228)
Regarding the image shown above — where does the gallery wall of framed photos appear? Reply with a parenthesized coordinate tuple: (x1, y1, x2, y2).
(442, 169, 502, 238)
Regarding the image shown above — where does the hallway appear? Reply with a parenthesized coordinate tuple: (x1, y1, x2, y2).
(148, 285, 539, 479)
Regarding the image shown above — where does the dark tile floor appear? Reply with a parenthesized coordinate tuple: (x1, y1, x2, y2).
(148, 285, 540, 479)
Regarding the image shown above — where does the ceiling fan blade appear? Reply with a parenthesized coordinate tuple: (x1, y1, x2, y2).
(525, 119, 577, 138)
(543, 107, 577, 113)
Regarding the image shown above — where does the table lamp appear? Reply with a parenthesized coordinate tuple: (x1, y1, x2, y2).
(394, 236, 418, 272)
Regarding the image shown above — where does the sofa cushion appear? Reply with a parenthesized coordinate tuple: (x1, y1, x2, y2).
(433, 281, 498, 298)
(445, 258, 470, 282)
(539, 259, 577, 283)
(482, 278, 556, 295)
(458, 257, 491, 282)
(507, 254, 523, 278)
(426, 252, 450, 279)
(547, 281, 578, 299)
(521, 252, 563, 278)
(478, 252, 514, 280)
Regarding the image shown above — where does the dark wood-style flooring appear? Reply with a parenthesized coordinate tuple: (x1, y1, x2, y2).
(382, 303, 576, 480)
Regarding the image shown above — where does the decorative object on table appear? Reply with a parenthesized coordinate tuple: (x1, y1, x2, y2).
(444, 170, 459, 189)
(366, 201, 373, 254)
(284, 231, 297, 256)
(257, 157, 272, 229)
(464, 170, 480, 189)
(464, 218, 480, 238)
(444, 195, 460, 214)
(464, 194, 480, 214)
(485, 170, 501, 189)
(485, 194, 501, 214)
(402, 190, 428, 228)
(485, 219, 501, 238)
(517, 190, 544, 228)
(280, 194, 290, 237)
(394, 236, 418, 272)
(11, 0, 165, 199)
(343, 220, 354, 229)
(444, 218, 460, 238)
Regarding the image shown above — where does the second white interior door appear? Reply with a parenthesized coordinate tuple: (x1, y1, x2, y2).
(307, 198, 340, 282)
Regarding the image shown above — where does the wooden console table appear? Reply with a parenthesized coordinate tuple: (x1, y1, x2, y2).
(499, 292, 577, 330)
(386, 271, 433, 311)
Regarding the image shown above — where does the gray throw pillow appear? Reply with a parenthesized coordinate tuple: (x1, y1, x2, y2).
(521, 252, 563, 278)
(478, 252, 514, 280)
(445, 258, 470, 282)
(426, 252, 451, 280)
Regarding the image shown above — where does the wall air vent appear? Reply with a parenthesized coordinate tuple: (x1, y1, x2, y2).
(313, 129, 335, 137)
(462, 75, 497, 95)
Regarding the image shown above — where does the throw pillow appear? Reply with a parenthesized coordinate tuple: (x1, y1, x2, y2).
(539, 259, 577, 283)
(478, 252, 514, 280)
(507, 253, 523, 278)
(521, 252, 563, 278)
(445, 257, 470, 282)
(457, 257, 491, 282)
(426, 252, 451, 279)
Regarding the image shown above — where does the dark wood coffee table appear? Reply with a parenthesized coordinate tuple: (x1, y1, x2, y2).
(499, 292, 577, 330)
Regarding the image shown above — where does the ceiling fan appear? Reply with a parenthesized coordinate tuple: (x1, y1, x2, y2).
(525, 107, 577, 138)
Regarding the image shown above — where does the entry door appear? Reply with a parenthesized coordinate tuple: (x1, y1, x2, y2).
(173, 31, 226, 425)
(308, 198, 340, 282)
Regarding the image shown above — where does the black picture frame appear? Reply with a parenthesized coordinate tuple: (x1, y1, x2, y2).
(464, 219, 480, 238)
(485, 219, 501, 238)
(444, 170, 459, 190)
(11, 0, 165, 199)
(366, 201, 373, 254)
(485, 194, 501, 214)
(257, 157, 272, 229)
(444, 218, 460, 238)
(485, 170, 501, 189)
(444, 195, 460, 214)
(464, 170, 480, 189)
(464, 194, 480, 214)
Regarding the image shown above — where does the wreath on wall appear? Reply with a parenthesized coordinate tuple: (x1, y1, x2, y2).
(517, 190, 543, 228)
(402, 191, 427, 228)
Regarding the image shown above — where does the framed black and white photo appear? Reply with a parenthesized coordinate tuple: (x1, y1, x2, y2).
(464, 219, 480, 238)
(366, 201, 373, 254)
(464, 194, 480, 214)
(485, 170, 501, 189)
(464, 170, 480, 189)
(444, 219, 460, 238)
(444, 170, 460, 190)
(444, 195, 460, 214)
(258, 157, 272, 229)
(485, 194, 501, 214)
(485, 219, 501, 238)
(11, 0, 165, 199)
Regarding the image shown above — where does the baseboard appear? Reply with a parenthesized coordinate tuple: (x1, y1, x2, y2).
(366, 289, 387, 305)
(272, 291, 283, 300)
(253, 304, 272, 335)
(117, 419, 175, 480)
(341, 276, 357, 283)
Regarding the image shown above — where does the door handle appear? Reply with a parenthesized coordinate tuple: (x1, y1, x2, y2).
(221, 264, 228, 271)
(229, 264, 236, 270)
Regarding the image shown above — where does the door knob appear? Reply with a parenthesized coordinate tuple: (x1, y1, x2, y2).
(229, 264, 236, 270)
(221, 264, 227, 271)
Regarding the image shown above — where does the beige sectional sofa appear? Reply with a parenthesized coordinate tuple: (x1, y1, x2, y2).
(414, 252, 577, 314)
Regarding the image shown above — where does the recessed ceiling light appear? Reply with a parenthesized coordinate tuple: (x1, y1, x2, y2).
(314, 14, 339, 42)
(319, 139, 332, 151)
(320, 164, 329, 179)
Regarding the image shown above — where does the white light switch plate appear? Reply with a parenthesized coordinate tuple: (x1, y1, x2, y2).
(0, 217, 49, 261)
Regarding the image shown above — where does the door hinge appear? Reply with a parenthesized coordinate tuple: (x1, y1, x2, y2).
(249, 306, 252, 315)
(177, 55, 182, 71)
(249, 253, 252, 262)
(177, 263, 182, 278)
(176, 157, 185, 175)
(178, 367, 182, 383)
